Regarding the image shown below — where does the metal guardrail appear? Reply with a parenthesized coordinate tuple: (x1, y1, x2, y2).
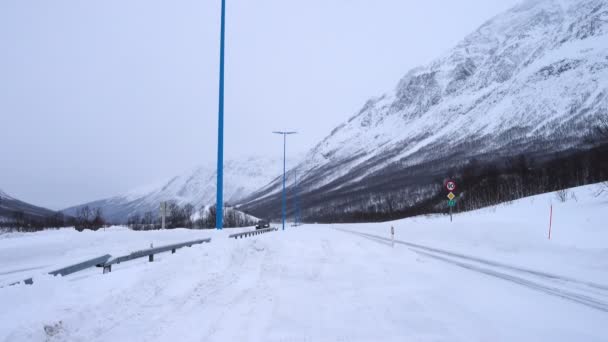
(3, 238, 213, 286)
(102, 238, 211, 273)
(7, 277, 33, 287)
(6, 254, 112, 286)
(49, 254, 112, 276)
(228, 227, 278, 239)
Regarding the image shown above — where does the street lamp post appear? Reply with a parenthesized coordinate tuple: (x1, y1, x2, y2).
(216, 0, 227, 230)
(273, 131, 296, 231)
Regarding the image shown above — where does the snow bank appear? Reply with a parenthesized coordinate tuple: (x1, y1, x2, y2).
(344, 184, 608, 284)
(0, 184, 606, 341)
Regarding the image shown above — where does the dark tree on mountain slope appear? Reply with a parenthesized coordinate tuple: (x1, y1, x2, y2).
(75, 206, 92, 231)
(205, 205, 217, 229)
(598, 115, 608, 194)
(142, 211, 154, 229)
(384, 194, 397, 215)
(75, 206, 105, 231)
(588, 113, 608, 196)
(12, 210, 25, 226)
(91, 208, 105, 230)
(192, 204, 256, 229)
(225, 208, 237, 228)
(166, 202, 185, 228)
(45, 212, 65, 228)
(585, 113, 608, 146)
(128, 214, 141, 228)
(596, 116, 608, 141)
(195, 206, 207, 229)
(183, 203, 195, 228)
(506, 155, 530, 198)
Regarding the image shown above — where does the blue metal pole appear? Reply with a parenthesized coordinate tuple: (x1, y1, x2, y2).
(216, 0, 226, 230)
(282, 134, 286, 231)
(273, 131, 296, 230)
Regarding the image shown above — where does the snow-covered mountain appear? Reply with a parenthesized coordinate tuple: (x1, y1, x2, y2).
(0, 189, 12, 201)
(241, 0, 608, 219)
(0, 189, 58, 222)
(63, 156, 291, 223)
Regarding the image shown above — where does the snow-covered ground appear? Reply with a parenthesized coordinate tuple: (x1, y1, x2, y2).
(1, 185, 607, 341)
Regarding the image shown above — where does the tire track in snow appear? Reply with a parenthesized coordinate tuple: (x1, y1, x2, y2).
(340, 228, 608, 292)
(412, 249, 608, 313)
(198, 239, 272, 342)
(131, 238, 272, 342)
(57, 242, 256, 342)
(143, 239, 268, 342)
(337, 228, 608, 313)
(148, 249, 254, 341)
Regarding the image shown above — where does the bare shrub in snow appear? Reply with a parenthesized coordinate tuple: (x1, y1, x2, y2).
(75, 206, 105, 231)
(555, 189, 569, 202)
(595, 182, 608, 197)
(44, 321, 64, 338)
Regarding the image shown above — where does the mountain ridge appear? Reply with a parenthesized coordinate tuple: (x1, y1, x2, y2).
(0, 189, 60, 223)
(63, 156, 295, 223)
(239, 0, 608, 219)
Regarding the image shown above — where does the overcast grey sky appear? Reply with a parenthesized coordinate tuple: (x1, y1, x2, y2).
(0, 0, 521, 209)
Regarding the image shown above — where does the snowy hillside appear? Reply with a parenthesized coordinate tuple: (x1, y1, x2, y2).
(0, 189, 58, 223)
(241, 0, 608, 219)
(1, 184, 606, 341)
(63, 156, 290, 223)
(0, 190, 12, 200)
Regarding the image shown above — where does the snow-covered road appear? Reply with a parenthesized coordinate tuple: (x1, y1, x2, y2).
(339, 228, 608, 313)
(0, 227, 605, 342)
(1, 185, 607, 341)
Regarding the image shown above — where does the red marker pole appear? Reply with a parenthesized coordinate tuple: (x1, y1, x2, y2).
(548, 205, 553, 240)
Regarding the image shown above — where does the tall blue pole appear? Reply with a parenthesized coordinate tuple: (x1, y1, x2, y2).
(282, 134, 286, 231)
(273, 131, 296, 231)
(216, 0, 226, 230)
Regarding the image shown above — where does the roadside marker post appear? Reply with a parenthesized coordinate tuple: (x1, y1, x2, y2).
(391, 226, 395, 248)
(548, 204, 553, 240)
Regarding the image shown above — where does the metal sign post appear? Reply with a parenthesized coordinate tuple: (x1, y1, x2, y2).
(445, 180, 457, 222)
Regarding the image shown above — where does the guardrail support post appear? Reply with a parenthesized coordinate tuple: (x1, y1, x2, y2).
(172, 248, 176, 254)
(228, 228, 277, 240)
(149, 254, 154, 262)
(103, 265, 112, 274)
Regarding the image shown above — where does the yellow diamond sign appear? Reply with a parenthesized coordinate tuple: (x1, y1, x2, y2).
(447, 192, 456, 200)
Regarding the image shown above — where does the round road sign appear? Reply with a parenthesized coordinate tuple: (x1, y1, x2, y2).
(445, 180, 457, 192)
